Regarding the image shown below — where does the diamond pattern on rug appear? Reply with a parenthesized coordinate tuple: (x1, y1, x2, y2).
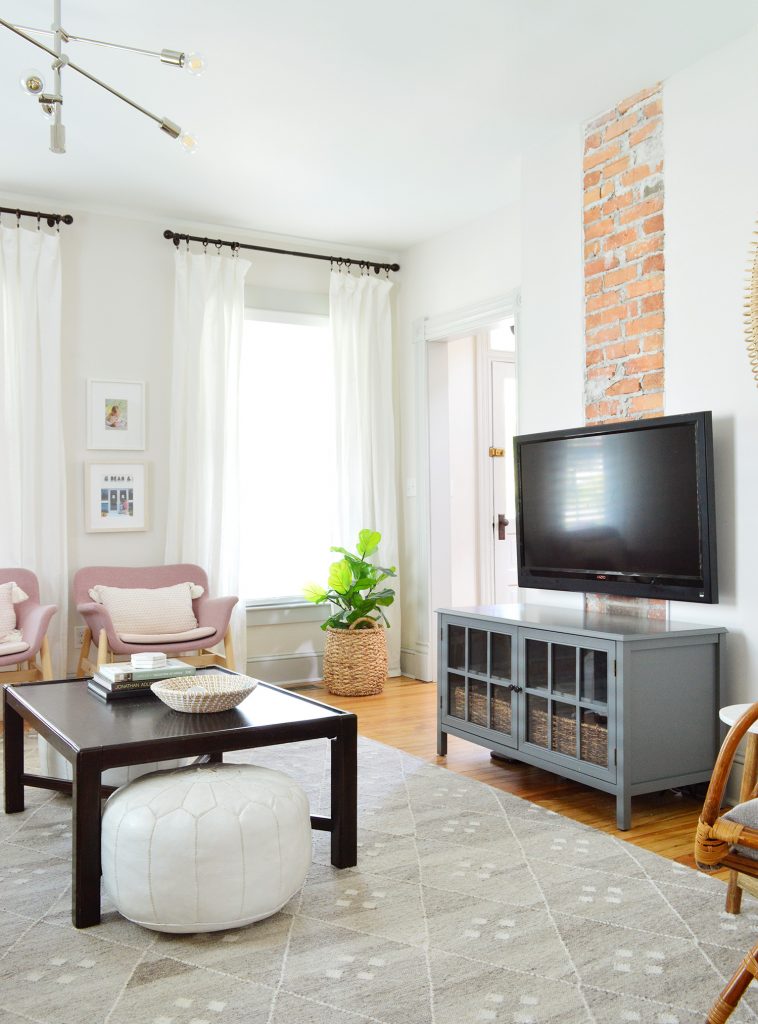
(1, 731, 757, 1023)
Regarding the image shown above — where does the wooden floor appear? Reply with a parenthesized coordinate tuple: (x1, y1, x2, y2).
(298, 676, 726, 877)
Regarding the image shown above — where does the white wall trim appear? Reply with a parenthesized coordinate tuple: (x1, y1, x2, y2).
(246, 650, 323, 686)
(246, 602, 327, 626)
(423, 293, 517, 343)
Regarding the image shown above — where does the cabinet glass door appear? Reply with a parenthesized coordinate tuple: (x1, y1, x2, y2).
(519, 630, 614, 780)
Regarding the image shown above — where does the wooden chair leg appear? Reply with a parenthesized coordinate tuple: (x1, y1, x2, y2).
(727, 872, 744, 914)
(223, 625, 236, 672)
(96, 628, 109, 669)
(39, 635, 53, 680)
(725, 733, 758, 914)
(76, 627, 92, 676)
(707, 943, 758, 1023)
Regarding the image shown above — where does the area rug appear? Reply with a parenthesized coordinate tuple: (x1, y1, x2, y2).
(1, 734, 757, 1024)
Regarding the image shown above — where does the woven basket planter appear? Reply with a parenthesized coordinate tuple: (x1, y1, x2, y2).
(323, 618, 387, 696)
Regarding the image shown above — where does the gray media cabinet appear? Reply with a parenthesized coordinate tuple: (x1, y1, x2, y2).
(436, 604, 726, 829)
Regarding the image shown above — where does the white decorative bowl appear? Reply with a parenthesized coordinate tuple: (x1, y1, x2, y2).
(151, 673, 258, 713)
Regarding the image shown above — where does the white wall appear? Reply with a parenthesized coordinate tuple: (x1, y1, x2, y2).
(396, 204, 522, 679)
(0, 195, 397, 679)
(664, 25, 758, 706)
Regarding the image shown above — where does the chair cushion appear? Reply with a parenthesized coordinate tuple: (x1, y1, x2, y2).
(0, 581, 29, 643)
(88, 582, 204, 636)
(724, 798, 758, 860)
(0, 640, 30, 657)
(118, 626, 216, 645)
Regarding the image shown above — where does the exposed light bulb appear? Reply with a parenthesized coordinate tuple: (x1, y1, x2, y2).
(183, 52, 205, 76)
(178, 130, 198, 155)
(19, 69, 45, 95)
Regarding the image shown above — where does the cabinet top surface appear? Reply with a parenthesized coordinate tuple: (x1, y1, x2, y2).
(436, 603, 726, 641)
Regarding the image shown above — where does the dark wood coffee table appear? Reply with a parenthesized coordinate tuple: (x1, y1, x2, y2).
(3, 675, 357, 928)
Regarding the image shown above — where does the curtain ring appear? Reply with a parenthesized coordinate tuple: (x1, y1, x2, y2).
(15, 210, 21, 228)
(185, 235, 190, 252)
(215, 240, 222, 253)
(36, 213, 41, 231)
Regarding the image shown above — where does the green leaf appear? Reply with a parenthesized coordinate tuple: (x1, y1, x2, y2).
(303, 582, 328, 604)
(328, 559, 353, 595)
(356, 529, 381, 558)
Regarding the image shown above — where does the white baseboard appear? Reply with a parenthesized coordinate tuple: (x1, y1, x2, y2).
(401, 643, 433, 682)
(246, 651, 323, 686)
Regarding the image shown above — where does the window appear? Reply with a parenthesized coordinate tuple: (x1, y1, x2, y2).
(238, 313, 337, 603)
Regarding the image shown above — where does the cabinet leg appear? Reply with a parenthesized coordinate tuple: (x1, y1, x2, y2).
(437, 730, 447, 757)
(616, 792, 632, 831)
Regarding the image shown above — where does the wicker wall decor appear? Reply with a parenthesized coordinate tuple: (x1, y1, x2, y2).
(746, 223, 758, 384)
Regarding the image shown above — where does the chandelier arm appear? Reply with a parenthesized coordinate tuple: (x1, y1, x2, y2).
(13, 26, 169, 61)
(0, 16, 172, 129)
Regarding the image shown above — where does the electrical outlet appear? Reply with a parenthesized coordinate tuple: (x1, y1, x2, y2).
(75, 625, 86, 646)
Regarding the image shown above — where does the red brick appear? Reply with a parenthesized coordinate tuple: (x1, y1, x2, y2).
(586, 399, 623, 420)
(587, 365, 616, 381)
(628, 392, 664, 413)
(583, 141, 621, 171)
(603, 265, 638, 289)
(584, 186, 602, 206)
(585, 130, 603, 151)
(641, 293, 664, 313)
(626, 274, 664, 298)
(642, 252, 665, 274)
(586, 108, 616, 132)
(585, 217, 615, 241)
(584, 170, 601, 189)
(584, 241, 601, 260)
(642, 370, 664, 389)
(584, 204, 604, 225)
(629, 119, 661, 147)
(604, 227, 638, 251)
(585, 348, 605, 367)
(600, 181, 615, 198)
(607, 378, 642, 396)
(619, 196, 664, 225)
(620, 163, 653, 187)
(587, 290, 622, 312)
(643, 213, 665, 235)
(602, 340, 640, 361)
(585, 256, 618, 278)
(602, 156, 631, 180)
(585, 276, 603, 296)
(625, 313, 665, 337)
(626, 237, 663, 261)
(602, 192, 635, 216)
(624, 352, 664, 374)
(618, 84, 660, 115)
(585, 323, 622, 345)
(586, 303, 637, 330)
(643, 99, 663, 119)
(642, 333, 664, 352)
(604, 111, 640, 142)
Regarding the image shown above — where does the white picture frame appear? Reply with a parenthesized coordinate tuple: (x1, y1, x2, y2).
(87, 378, 145, 450)
(85, 462, 147, 532)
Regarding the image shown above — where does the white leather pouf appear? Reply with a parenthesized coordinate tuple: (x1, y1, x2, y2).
(101, 762, 312, 933)
(37, 735, 195, 788)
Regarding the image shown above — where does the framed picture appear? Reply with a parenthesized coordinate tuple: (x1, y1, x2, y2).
(87, 379, 145, 450)
(86, 463, 147, 532)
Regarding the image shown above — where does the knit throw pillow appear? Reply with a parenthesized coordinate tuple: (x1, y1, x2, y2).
(88, 582, 204, 636)
(0, 581, 30, 642)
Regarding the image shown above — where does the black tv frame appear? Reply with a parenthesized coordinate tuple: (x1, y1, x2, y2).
(514, 411, 718, 604)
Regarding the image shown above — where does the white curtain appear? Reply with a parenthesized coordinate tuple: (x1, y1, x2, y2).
(0, 225, 67, 673)
(329, 271, 401, 674)
(165, 249, 252, 669)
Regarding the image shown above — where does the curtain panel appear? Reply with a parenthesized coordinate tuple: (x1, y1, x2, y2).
(0, 225, 67, 673)
(330, 271, 401, 674)
(165, 249, 252, 668)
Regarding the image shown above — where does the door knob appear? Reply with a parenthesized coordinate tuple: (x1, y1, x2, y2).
(497, 514, 509, 540)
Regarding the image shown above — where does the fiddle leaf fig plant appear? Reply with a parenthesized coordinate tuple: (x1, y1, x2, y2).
(304, 529, 397, 630)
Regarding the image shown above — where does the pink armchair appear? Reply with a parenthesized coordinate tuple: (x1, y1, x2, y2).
(74, 564, 238, 675)
(0, 569, 57, 683)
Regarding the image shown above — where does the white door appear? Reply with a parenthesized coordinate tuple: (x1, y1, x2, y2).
(490, 358, 518, 601)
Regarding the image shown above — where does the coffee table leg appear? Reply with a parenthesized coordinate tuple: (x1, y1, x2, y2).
(72, 753, 102, 928)
(3, 694, 24, 813)
(331, 716, 357, 868)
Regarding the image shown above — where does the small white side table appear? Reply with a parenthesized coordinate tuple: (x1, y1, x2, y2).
(719, 704, 758, 913)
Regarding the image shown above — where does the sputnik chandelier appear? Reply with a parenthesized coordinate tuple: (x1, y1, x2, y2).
(0, 1, 204, 155)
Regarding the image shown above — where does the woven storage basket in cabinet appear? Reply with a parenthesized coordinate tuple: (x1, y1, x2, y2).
(527, 706, 607, 766)
(451, 686, 512, 733)
(323, 618, 387, 696)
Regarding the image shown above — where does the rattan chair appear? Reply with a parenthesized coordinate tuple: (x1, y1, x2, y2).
(695, 702, 758, 1022)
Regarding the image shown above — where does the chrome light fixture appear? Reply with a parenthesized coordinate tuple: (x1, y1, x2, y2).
(1, 1, 203, 155)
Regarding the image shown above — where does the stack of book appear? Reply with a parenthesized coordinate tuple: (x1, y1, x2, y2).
(87, 658, 197, 701)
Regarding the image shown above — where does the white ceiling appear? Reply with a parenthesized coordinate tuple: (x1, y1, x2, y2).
(1, 0, 757, 250)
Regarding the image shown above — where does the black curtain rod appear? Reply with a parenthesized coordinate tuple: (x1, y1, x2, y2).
(163, 229, 400, 274)
(0, 205, 73, 227)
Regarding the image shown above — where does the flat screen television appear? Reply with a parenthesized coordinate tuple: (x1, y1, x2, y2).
(514, 411, 718, 603)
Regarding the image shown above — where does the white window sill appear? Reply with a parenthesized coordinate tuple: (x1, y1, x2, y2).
(245, 601, 328, 627)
